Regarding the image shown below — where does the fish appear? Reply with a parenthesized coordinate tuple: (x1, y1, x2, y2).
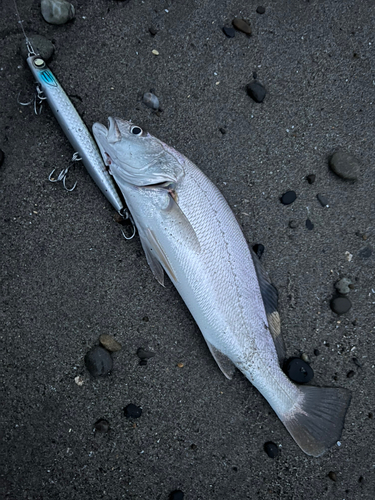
(92, 117, 351, 457)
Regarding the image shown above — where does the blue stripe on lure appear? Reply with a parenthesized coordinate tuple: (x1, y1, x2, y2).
(39, 69, 57, 87)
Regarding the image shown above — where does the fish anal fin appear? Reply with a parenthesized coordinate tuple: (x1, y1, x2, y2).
(250, 249, 286, 365)
(205, 340, 236, 380)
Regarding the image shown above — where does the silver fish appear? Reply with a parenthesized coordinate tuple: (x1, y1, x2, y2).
(93, 117, 351, 457)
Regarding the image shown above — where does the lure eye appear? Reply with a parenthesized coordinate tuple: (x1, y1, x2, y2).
(131, 126, 143, 136)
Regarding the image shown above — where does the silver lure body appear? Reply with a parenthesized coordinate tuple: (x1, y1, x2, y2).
(93, 118, 351, 457)
(26, 55, 123, 213)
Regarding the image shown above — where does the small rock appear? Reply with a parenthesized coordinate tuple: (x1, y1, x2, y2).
(74, 375, 84, 386)
(246, 81, 266, 103)
(289, 219, 298, 229)
(306, 219, 314, 230)
(284, 357, 314, 384)
(0, 149, 4, 167)
(222, 26, 235, 38)
(139, 359, 148, 366)
(177, 362, 184, 368)
(328, 471, 337, 482)
(232, 18, 252, 35)
(317, 194, 329, 207)
(149, 26, 158, 36)
(41, 0, 75, 25)
(352, 357, 361, 368)
(347, 370, 355, 378)
(20, 35, 54, 61)
(124, 404, 142, 419)
(280, 191, 297, 205)
(142, 92, 159, 110)
(85, 346, 113, 377)
(358, 246, 372, 259)
(219, 127, 227, 134)
(314, 349, 320, 356)
(152, 49, 159, 56)
(94, 419, 110, 433)
(335, 278, 352, 295)
(301, 353, 310, 362)
(99, 334, 122, 352)
(256, 6, 266, 14)
(329, 151, 359, 180)
(306, 174, 316, 184)
(264, 441, 279, 458)
(330, 296, 352, 315)
(252, 243, 265, 259)
(137, 348, 155, 360)
(169, 491, 184, 500)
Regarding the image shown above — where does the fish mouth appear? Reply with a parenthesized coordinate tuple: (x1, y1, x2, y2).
(92, 117, 121, 144)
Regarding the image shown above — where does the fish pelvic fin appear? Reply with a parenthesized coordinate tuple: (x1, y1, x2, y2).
(205, 340, 236, 380)
(281, 386, 351, 457)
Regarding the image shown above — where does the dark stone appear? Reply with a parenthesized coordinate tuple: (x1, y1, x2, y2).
(124, 404, 142, 419)
(264, 441, 279, 458)
(280, 191, 297, 205)
(232, 18, 252, 35)
(306, 174, 316, 184)
(284, 357, 314, 384)
(329, 151, 359, 180)
(142, 316, 149, 322)
(222, 26, 235, 38)
(306, 219, 314, 230)
(256, 6, 266, 14)
(289, 219, 298, 228)
(246, 81, 266, 103)
(253, 71, 257, 79)
(330, 296, 352, 315)
(252, 243, 265, 259)
(317, 194, 329, 207)
(328, 471, 337, 482)
(169, 490, 184, 500)
(139, 359, 147, 366)
(358, 246, 372, 259)
(94, 419, 110, 433)
(190, 443, 197, 450)
(137, 347, 155, 360)
(85, 346, 113, 377)
(352, 357, 361, 368)
(0, 149, 4, 167)
(219, 127, 227, 134)
(314, 349, 320, 356)
(347, 370, 355, 378)
(149, 26, 158, 36)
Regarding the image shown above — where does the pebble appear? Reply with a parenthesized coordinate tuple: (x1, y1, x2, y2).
(169, 491, 184, 500)
(41, 0, 75, 25)
(252, 243, 265, 259)
(137, 348, 155, 360)
(306, 174, 316, 184)
(329, 151, 359, 180)
(358, 246, 372, 259)
(152, 49, 159, 56)
(284, 357, 314, 384)
(20, 35, 54, 61)
(335, 277, 352, 295)
(280, 191, 297, 205)
(149, 26, 158, 36)
(246, 81, 266, 103)
(289, 219, 298, 229)
(85, 346, 113, 377)
(99, 334, 122, 352)
(232, 18, 252, 35)
(256, 6, 266, 14)
(330, 296, 352, 315)
(0, 149, 4, 167)
(124, 404, 142, 419)
(328, 471, 337, 482)
(222, 26, 236, 38)
(94, 419, 110, 433)
(317, 194, 329, 207)
(347, 370, 355, 378)
(219, 127, 227, 134)
(305, 219, 314, 230)
(139, 359, 148, 366)
(314, 349, 320, 356)
(301, 353, 310, 362)
(142, 92, 160, 110)
(264, 441, 279, 458)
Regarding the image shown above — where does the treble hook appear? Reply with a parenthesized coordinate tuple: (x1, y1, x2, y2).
(18, 84, 46, 115)
(48, 152, 81, 191)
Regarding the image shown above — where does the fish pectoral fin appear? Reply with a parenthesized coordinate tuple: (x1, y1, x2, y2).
(205, 340, 236, 380)
(250, 249, 286, 365)
(164, 193, 201, 254)
(143, 228, 178, 284)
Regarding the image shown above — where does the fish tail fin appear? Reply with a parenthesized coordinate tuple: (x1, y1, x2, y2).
(280, 386, 351, 457)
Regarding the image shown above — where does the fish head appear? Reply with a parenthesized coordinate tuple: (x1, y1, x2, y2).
(92, 117, 184, 186)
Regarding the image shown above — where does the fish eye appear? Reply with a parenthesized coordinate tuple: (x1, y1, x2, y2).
(131, 126, 143, 136)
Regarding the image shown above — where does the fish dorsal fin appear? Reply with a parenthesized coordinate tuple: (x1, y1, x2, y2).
(250, 249, 286, 365)
(205, 340, 236, 380)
